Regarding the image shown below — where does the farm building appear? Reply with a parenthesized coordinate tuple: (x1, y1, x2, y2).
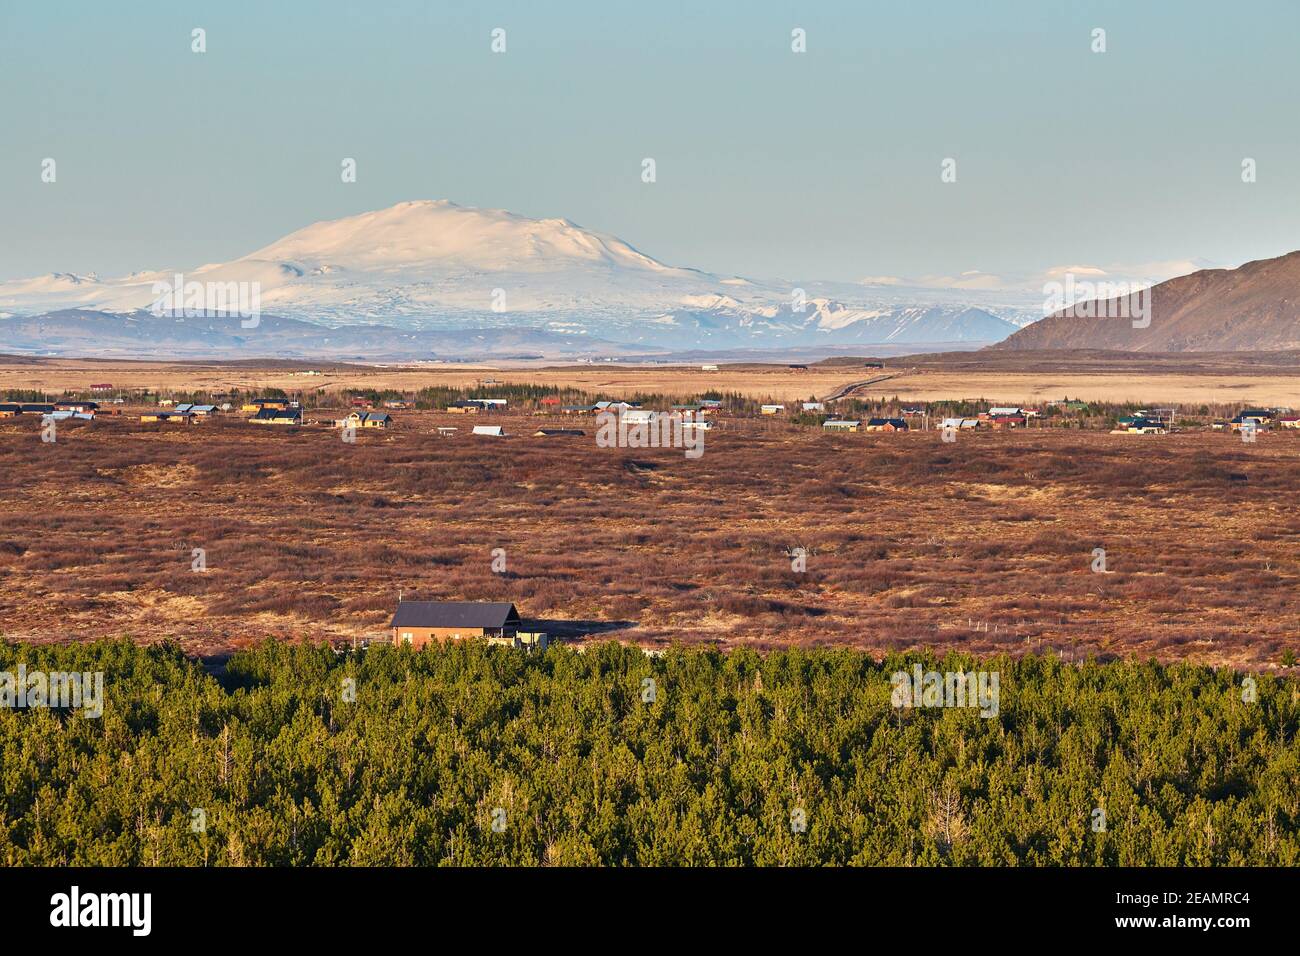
(698, 399, 723, 409)
(561, 405, 598, 414)
(619, 409, 657, 425)
(680, 420, 712, 430)
(446, 401, 482, 414)
(249, 407, 302, 425)
(141, 411, 195, 424)
(20, 404, 56, 415)
(987, 414, 1026, 430)
(865, 418, 908, 432)
(383, 400, 410, 409)
(1113, 417, 1168, 435)
(89, 384, 113, 392)
(534, 428, 585, 437)
(473, 425, 505, 437)
(390, 601, 547, 650)
(539, 396, 562, 407)
(54, 401, 98, 413)
(760, 404, 785, 415)
(1229, 415, 1267, 433)
(802, 402, 825, 411)
(822, 419, 861, 432)
(436, 427, 458, 436)
(1278, 415, 1300, 429)
(942, 417, 981, 430)
(336, 411, 391, 429)
(0, 404, 21, 418)
(241, 397, 293, 413)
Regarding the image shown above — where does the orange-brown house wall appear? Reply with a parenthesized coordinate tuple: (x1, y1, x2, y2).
(392, 626, 492, 649)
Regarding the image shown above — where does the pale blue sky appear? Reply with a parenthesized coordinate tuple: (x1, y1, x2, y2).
(2, 0, 1299, 286)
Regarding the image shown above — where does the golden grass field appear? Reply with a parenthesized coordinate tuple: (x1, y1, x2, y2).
(3, 354, 1300, 407)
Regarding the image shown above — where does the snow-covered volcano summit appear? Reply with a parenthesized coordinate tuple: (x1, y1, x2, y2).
(243, 200, 691, 276)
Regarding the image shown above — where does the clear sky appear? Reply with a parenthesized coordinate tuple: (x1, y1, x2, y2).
(2, 0, 1299, 288)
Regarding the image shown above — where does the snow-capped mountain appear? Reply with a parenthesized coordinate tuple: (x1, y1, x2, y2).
(0, 200, 1035, 354)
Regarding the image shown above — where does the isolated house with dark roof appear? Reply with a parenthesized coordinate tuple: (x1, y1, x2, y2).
(389, 600, 546, 650)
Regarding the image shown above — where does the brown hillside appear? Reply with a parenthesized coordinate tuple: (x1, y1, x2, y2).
(996, 250, 1300, 352)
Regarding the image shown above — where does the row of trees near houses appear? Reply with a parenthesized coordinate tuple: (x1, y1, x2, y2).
(8, 382, 1285, 429)
(1, 639, 1296, 866)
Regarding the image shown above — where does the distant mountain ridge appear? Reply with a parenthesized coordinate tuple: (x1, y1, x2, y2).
(0, 309, 632, 361)
(0, 200, 1034, 355)
(996, 250, 1300, 352)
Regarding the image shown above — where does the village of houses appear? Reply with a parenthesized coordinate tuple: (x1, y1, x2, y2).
(2, 380, 1295, 438)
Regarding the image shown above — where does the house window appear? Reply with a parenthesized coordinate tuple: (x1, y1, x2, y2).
(401, 632, 413, 644)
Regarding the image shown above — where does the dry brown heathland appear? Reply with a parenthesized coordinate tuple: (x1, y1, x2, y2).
(1, 394, 1297, 671)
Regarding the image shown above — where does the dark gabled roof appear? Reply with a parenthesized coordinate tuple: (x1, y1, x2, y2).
(535, 428, 585, 436)
(390, 601, 520, 630)
(21, 404, 56, 413)
(253, 406, 300, 420)
(867, 417, 907, 427)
